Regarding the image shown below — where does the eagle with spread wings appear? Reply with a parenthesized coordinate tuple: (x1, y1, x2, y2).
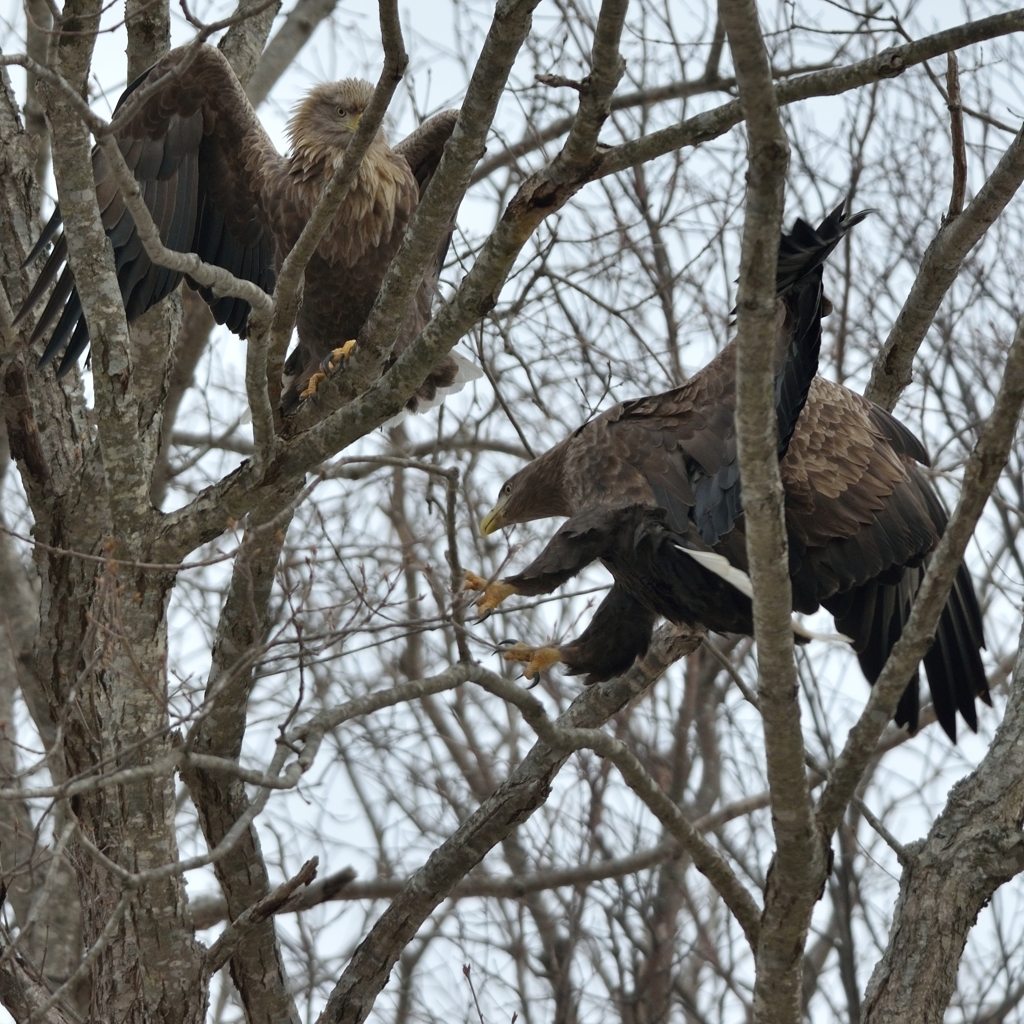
(15, 44, 476, 413)
(466, 203, 989, 742)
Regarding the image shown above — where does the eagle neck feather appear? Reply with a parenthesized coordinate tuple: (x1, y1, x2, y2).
(504, 441, 575, 524)
(284, 134, 414, 267)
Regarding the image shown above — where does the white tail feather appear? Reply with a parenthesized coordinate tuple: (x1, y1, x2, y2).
(382, 352, 484, 427)
(674, 544, 851, 644)
(791, 619, 853, 644)
(676, 546, 754, 598)
(403, 351, 484, 418)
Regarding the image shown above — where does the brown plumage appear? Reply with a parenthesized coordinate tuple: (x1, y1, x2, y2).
(470, 205, 989, 743)
(15, 45, 474, 414)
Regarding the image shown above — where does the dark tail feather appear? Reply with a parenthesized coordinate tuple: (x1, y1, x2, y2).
(700, 201, 871, 546)
(825, 560, 987, 742)
(921, 561, 988, 742)
(774, 199, 872, 297)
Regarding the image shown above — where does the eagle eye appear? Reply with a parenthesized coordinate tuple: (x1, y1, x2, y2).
(337, 107, 348, 117)
(503, 484, 512, 497)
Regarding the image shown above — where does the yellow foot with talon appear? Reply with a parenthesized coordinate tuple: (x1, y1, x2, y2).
(462, 571, 489, 593)
(326, 338, 357, 370)
(299, 371, 328, 401)
(463, 572, 518, 615)
(500, 641, 563, 679)
(298, 341, 358, 401)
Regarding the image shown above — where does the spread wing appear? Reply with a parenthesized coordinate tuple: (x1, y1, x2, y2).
(783, 379, 988, 739)
(15, 44, 279, 376)
(783, 380, 940, 595)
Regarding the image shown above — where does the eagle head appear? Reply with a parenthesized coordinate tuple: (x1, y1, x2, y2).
(286, 79, 388, 162)
(481, 455, 574, 535)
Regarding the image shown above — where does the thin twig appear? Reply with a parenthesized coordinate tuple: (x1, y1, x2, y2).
(945, 50, 967, 221)
(204, 858, 319, 974)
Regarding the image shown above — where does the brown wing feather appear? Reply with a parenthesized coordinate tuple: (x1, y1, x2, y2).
(779, 376, 986, 740)
(392, 109, 459, 194)
(560, 342, 737, 534)
(15, 44, 278, 375)
(391, 109, 462, 411)
(782, 378, 933, 555)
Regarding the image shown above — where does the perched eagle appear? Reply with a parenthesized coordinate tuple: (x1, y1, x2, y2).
(15, 44, 476, 413)
(466, 203, 989, 742)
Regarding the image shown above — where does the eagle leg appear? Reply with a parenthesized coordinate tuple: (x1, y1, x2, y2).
(499, 641, 562, 679)
(298, 339, 358, 401)
(463, 571, 519, 617)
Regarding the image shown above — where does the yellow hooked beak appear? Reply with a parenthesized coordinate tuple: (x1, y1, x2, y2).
(480, 502, 506, 536)
(345, 113, 362, 133)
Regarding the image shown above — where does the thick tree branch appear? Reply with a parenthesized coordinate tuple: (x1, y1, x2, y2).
(125, 0, 170, 81)
(861, 617, 1024, 1023)
(720, 2, 824, 1021)
(184, 504, 303, 1024)
(865, 121, 1024, 412)
(216, 0, 283, 85)
(244, 0, 339, 107)
(470, 58, 835, 185)
(594, 10, 1024, 182)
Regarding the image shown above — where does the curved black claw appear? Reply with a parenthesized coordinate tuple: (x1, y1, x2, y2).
(496, 640, 541, 689)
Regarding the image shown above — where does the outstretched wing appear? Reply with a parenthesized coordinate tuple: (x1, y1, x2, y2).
(783, 379, 988, 740)
(15, 44, 279, 376)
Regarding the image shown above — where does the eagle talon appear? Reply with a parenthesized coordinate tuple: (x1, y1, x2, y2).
(322, 339, 357, 373)
(299, 370, 328, 401)
(299, 340, 359, 402)
(462, 571, 489, 593)
(500, 641, 562, 680)
(463, 571, 519, 615)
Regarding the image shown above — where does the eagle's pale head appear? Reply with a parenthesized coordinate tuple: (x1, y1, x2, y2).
(286, 79, 389, 163)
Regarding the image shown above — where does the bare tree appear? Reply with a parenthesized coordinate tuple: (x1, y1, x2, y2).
(1, 1, 1024, 1023)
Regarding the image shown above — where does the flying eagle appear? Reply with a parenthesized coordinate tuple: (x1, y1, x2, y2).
(15, 44, 475, 414)
(466, 204, 989, 742)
